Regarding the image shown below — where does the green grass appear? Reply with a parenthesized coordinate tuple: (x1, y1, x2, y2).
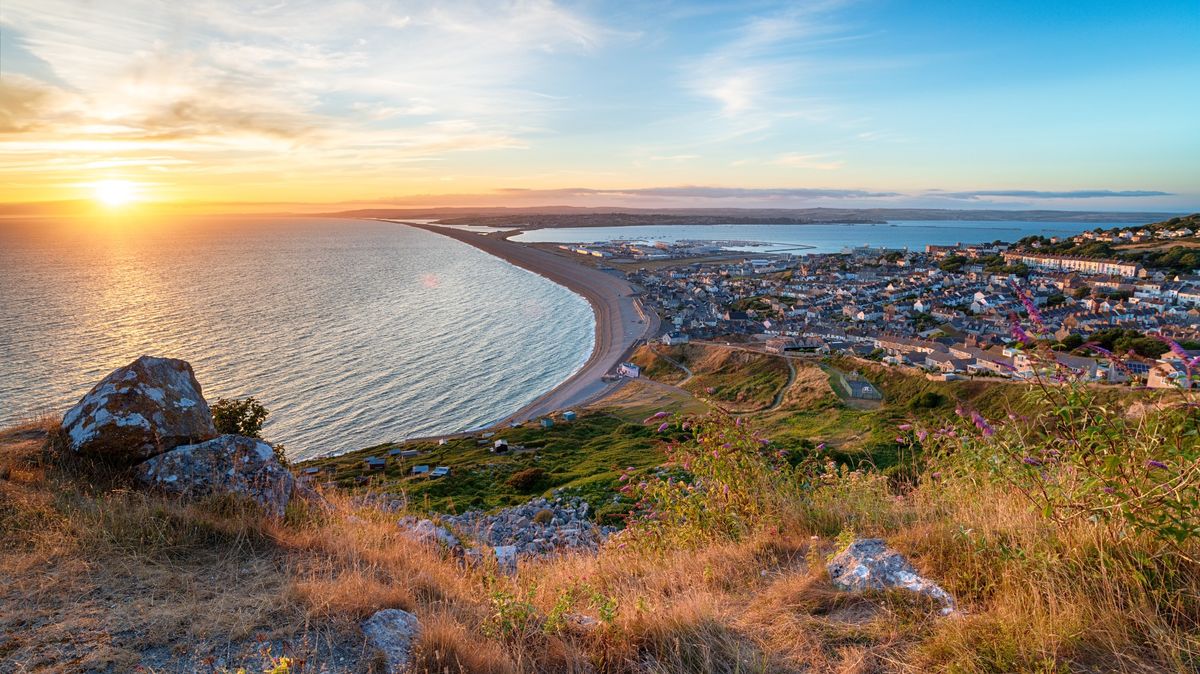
(298, 412, 668, 515)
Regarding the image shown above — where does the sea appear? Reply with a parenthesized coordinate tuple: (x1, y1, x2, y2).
(0, 216, 1153, 460)
(0, 217, 594, 460)
(511, 220, 1147, 253)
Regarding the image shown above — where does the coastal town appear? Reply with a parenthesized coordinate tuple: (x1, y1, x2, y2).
(560, 218, 1200, 390)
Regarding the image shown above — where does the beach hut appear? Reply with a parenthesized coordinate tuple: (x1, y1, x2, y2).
(563, 410, 577, 422)
(431, 466, 451, 478)
(412, 465, 430, 476)
(493, 439, 509, 453)
(365, 457, 386, 471)
(400, 449, 421, 458)
(540, 418, 554, 429)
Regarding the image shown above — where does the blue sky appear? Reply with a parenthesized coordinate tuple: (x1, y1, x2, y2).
(1, 0, 1197, 210)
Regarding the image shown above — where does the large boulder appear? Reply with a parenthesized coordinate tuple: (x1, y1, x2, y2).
(137, 434, 299, 518)
(826, 538, 957, 615)
(62, 356, 216, 464)
(362, 609, 420, 673)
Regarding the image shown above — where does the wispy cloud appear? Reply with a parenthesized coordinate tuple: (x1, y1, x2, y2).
(0, 0, 608, 197)
(930, 189, 1173, 200)
(683, 1, 863, 119)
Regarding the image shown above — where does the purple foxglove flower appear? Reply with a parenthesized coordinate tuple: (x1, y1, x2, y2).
(657, 422, 670, 433)
(970, 410, 993, 436)
(916, 430, 928, 442)
(898, 424, 912, 431)
(1022, 457, 1042, 466)
(1146, 460, 1168, 470)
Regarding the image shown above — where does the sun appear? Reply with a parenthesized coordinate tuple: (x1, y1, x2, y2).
(93, 179, 139, 207)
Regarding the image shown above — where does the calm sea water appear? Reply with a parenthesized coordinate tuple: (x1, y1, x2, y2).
(512, 220, 1148, 253)
(0, 217, 594, 460)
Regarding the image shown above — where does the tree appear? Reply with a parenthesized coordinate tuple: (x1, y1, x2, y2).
(211, 397, 269, 438)
(1060, 334, 1084, 350)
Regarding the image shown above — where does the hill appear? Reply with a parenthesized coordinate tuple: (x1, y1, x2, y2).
(1012, 212, 1200, 272)
(2, 351, 1197, 672)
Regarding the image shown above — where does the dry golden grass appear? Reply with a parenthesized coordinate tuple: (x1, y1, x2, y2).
(1, 418, 1197, 673)
(781, 361, 837, 409)
(583, 379, 710, 421)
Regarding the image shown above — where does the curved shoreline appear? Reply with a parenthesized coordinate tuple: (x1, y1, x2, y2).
(383, 220, 660, 427)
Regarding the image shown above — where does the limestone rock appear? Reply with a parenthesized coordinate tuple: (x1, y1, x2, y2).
(137, 434, 299, 518)
(362, 609, 420, 673)
(826, 538, 957, 614)
(399, 517, 460, 550)
(441, 496, 611, 560)
(493, 545, 518, 574)
(62, 356, 216, 464)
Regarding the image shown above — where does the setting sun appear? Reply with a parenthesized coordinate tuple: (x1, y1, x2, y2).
(92, 180, 139, 207)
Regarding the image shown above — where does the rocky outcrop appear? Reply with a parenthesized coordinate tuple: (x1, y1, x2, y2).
(362, 609, 420, 673)
(137, 434, 301, 518)
(826, 538, 957, 615)
(442, 497, 614, 571)
(61, 356, 216, 464)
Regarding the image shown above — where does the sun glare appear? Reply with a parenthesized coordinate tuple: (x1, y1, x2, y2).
(93, 179, 139, 207)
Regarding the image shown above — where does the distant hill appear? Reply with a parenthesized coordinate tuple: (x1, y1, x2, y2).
(1011, 213, 1200, 273)
(324, 206, 1179, 225)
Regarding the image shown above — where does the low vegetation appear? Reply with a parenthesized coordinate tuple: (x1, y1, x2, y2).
(2, 334, 1196, 672)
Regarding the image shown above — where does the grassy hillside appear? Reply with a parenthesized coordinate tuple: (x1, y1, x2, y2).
(303, 412, 667, 516)
(4, 371, 1196, 673)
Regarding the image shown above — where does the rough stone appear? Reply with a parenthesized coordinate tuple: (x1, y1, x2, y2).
(399, 517, 460, 549)
(493, 545, 518, 574)
(826, 538, 957, 615)
(441, 496, 611, 561)
(61, 356, 216, 464)
(361, 609, 420, 673)
(137, 434, 300, 518)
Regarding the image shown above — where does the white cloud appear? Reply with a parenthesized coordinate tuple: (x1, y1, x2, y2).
(0, 0, 608, 190)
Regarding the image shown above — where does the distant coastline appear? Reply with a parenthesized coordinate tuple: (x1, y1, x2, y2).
(320, 206, 1178, 225)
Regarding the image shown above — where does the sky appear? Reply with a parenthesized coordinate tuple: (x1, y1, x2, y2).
(1, 0, 1198, 212)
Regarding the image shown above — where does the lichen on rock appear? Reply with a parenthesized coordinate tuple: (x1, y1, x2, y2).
(61, 355, 216, 464)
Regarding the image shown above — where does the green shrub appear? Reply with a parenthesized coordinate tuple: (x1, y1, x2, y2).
(532, 508, 553, 525)
(505, 467, 546, 492)
(211, 397, 268, 438)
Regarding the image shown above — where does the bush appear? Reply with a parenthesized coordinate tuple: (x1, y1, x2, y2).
(505, 467, 546, 492)
(532, 508, 553, 525)
(909, 391, 945, 409)
(211, 397, 268, 438)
